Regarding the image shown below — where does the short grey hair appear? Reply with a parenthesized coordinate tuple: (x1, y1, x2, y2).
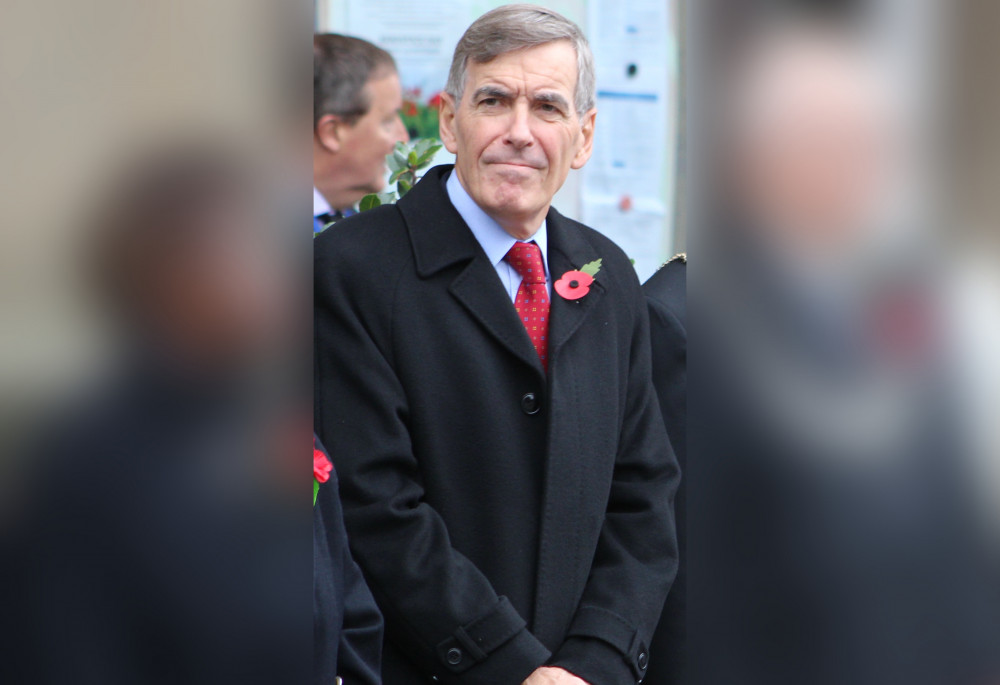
(445, 4, 595, 116)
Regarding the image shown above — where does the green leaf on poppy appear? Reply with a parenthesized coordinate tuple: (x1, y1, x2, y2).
(359, 193, 381, 212)
(580, 258, 602, 277)
(313, 479, 319, 506)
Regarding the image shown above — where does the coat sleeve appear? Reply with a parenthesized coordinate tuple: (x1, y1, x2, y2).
(314, 238, 551, 684)
(549, 269, 681, 685)
(329, 475, 385, 685)
(336, 544, 384, 685)
(646, 278, 687, 463)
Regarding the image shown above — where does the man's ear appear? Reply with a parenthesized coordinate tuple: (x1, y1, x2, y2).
(570, 108, 597, 170)
(315, 114, 344, 154)
(438, 92, 460, 154)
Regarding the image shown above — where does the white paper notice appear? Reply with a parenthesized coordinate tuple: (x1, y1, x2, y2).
(343, 0, 472, 100)
(582, 0, 677, 282)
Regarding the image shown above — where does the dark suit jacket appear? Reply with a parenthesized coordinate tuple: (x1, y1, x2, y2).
(314, 437, 383, 684)
(643, 256, 687, 685)
(314, 165, 679, 685)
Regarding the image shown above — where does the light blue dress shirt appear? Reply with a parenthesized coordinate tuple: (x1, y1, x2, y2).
(445, 170, 551, 301)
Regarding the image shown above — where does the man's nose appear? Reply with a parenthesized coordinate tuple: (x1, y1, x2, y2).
(394, 114, 409, 144)
(503, 104, 533, 148)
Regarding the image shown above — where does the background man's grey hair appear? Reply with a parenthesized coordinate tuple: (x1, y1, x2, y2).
(445, 4, 596, 116)
(314, 33, 397, 128)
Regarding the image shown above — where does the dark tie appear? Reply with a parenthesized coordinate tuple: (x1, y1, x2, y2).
(504, 242, 550, 371)
(316, 210, 344, 229)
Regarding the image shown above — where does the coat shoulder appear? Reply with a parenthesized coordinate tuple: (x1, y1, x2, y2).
(644, 256, 687, 330)
(314, 204, 413, 288)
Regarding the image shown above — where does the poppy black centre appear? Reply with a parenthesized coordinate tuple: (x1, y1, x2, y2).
(569, 280, 579, 288)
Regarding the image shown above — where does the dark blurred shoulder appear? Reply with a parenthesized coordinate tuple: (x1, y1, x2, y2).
(644, 253, 687, 331)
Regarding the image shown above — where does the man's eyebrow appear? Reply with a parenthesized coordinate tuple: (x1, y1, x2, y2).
(533, 91, 570, 109)
(472, 85, 512, 100)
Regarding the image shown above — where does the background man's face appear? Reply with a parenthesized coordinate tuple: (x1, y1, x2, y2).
(333, 71, 408, 198)
(441, 41, 595, 233)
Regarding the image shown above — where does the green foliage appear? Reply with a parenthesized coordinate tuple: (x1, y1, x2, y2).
(360, 138, 442, 213)
(401, 99, 442, 140)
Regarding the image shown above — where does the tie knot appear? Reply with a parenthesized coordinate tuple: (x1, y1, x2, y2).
(504, 242, 546, 284)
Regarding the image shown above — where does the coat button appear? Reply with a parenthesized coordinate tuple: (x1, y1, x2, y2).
(520, 392, 540, 415)
(638, 651, 648, 670)
(446, 647, 463, 665)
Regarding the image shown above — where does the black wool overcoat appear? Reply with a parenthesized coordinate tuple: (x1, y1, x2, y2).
(315, 165, 679, 685)
(314, 437, 384, 685)
(643, 256, 687, 685)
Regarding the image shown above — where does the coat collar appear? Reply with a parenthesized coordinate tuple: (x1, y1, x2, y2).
(398, 165, 482, 278)
(398, 164, 607, 372)
(399, 165, 603, 277)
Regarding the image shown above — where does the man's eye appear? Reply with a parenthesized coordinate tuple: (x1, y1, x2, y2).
(540, 104, 558, 113)
(481, 98, 500, 106)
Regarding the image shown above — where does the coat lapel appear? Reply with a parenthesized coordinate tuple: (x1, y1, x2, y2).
(448, 261, 546, 376)
(398, 165, 545, 376)
(545, 209, 606, 362)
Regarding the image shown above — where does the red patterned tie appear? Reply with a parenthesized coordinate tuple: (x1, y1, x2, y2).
(504, 242, 550, 371)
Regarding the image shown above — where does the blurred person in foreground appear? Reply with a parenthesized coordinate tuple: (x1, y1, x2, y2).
(313, 33, 409, 232)
(5, 142, 314, 684)
(690, 14, 1000, 685)
(315, 5, 679, 684)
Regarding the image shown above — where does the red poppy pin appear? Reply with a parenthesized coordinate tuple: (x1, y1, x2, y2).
(314, 441, 333, 505)
(555, 259, 602, 301)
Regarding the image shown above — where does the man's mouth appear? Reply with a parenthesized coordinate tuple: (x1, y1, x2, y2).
(489, 161, 543, 170)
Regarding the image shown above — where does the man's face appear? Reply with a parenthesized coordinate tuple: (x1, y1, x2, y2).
(440, 41, 596, 236)
(318, 71, 408, 206)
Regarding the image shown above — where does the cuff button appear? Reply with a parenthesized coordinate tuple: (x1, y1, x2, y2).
(446, 647, 463, 665)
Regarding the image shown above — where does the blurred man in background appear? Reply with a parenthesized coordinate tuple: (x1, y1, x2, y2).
(313, 33, 409, 231)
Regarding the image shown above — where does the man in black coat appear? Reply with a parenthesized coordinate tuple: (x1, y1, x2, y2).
(313, 437, 383, 685)
(314, 6, 679, 685)
(643, 254, 686, 685)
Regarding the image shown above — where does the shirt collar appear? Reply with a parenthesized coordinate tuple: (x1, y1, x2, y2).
(445, 169, 548, 275)
(313, 187, 331, 218)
